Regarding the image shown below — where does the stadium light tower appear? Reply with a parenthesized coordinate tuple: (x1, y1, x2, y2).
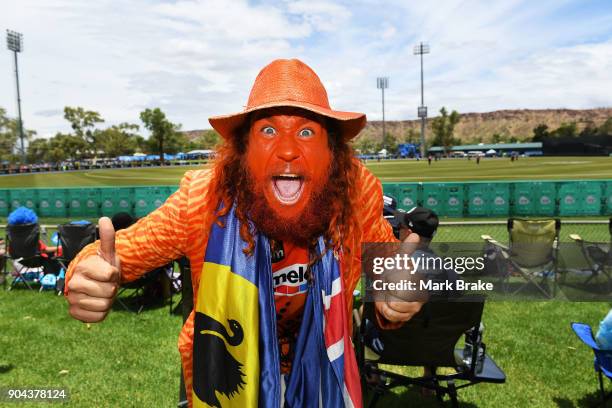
(376, 76, 389, 151)
(414, 42, 429, 158)
(6, 30, 26, 162)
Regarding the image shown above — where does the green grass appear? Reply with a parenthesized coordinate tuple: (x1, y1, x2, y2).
(0, 287, 609, 407)
(0, 289, 182, 407)
(0, 166, 195, 188)
(367, 156, 612, 182)
(372, 301, 612, 408)
(0, 156, 611, 188)
(1, 158, 610, 406)
(1, 222, 610, 407)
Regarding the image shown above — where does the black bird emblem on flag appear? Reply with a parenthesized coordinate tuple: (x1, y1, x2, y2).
(193, 312, 246, 407)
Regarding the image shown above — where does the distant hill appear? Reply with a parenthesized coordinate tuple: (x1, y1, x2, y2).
(182, 129, 208, 142)
(182, 108, 612, 145)
(360, 108, 612, 144)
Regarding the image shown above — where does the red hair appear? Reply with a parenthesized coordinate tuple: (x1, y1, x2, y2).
(211, 114, 362, 257)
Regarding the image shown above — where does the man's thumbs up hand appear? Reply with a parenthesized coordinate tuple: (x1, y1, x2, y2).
(67, 217, 121, 323)
(98, 217, 117, 267)
(375, 231, 427, 325)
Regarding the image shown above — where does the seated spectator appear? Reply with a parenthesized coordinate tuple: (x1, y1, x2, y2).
(596, 309, 612, 350)
(394, 206, 438, 247)
(392, 206, 458, 293)
(111, 212, 136, 231)
(7, 207, 62, 275)
(364, 207, 458, 393)
(111, 211, 174, 302)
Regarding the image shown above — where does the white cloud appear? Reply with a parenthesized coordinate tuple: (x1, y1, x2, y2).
(153, 0, 312, 40)
(0, 0, 610, 138)
(380, 23, 397, 40)
(285, 0, 351, 32)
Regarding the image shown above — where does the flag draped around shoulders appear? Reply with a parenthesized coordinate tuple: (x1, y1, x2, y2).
(191, 205, 361, 408)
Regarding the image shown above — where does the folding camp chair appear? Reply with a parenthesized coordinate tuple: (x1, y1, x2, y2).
(5, 223, 44, 290)
(482, 218, 561, 298)
(55, 223, 98, 295)
(115, 267, 166, 314)
(356, 297, 505, 408)
(568, 218, 612, 294)
(168, 257, 187, 316)
(571, 322, 612, 407)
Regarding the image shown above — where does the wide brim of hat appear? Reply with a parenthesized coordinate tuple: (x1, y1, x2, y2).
(209, 100, 366, 141)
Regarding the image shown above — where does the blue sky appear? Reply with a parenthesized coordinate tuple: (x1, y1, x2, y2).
(1, 0, 611, 138)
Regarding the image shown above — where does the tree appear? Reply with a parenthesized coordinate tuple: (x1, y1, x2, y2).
(550, 122, 577, 139)
(353, 136, 377, 154)
(140, 108, 181, 163)
(45, 133, 87, 163)
(27, 138, 49, 163)
(579, 121, 598, 139)
(0, 106, 37, 163)
(532, 124, 549, 142)
(491, 133, 503, 144)
(403, 128, 420, 144)
(598, 117, 612, 136)
(190, 129, 220, 150)
(0, 108, 18, 163)
(63, 106, 104, 156)
(381, 132, 398, 155)
(97, 122, 141, 157)
(134, 135, 147, 153)
(430, 107, 460, 152)
(145, 127, 187, 155)
(166, 131, 188, 154)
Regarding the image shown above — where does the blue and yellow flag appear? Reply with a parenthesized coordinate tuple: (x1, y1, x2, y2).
(192, 205, 361, 408)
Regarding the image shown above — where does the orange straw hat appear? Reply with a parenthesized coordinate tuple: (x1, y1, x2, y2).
(209, 58, 366, 140)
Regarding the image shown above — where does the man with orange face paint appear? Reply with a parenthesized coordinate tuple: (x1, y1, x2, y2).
(64, 59, 424, 407)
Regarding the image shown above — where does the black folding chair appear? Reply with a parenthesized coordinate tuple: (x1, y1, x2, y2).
(56, 223, 98, 295)
(5, 223, 43, 290)
(115, 268, 166, 314)
(356, 297, 505, 408)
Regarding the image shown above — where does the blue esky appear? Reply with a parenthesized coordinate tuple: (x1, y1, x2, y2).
(1, 0, 611, 138)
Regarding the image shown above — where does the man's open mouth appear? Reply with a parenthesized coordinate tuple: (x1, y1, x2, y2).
(272, 174, 304, 205)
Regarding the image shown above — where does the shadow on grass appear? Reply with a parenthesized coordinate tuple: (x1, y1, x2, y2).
(364, 385, 480, 408)
(553, 389, 608, 408)
(0, 363, 15, 374)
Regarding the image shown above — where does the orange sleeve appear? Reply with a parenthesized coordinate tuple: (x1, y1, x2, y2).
(64, 171, 194, 292)
(356, 163, 403, 330)
(358, 163, 398, 244)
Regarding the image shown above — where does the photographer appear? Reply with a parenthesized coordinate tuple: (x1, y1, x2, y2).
(390, 206, 458, 294)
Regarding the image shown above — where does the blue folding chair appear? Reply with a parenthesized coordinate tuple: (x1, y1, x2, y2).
(571, 322, 612, 406)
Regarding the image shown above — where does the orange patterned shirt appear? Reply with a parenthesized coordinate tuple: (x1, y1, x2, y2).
(66, 161, 397, 407)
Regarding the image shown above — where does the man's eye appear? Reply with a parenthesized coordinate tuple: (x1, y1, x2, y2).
(299, 128, 314, 137)
(261, 126, 276, 135)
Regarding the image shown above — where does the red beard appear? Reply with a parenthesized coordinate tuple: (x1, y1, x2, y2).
(242, 164, 335, 247)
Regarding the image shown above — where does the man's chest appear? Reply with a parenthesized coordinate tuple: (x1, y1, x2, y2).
(271, 240, 309, 297)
